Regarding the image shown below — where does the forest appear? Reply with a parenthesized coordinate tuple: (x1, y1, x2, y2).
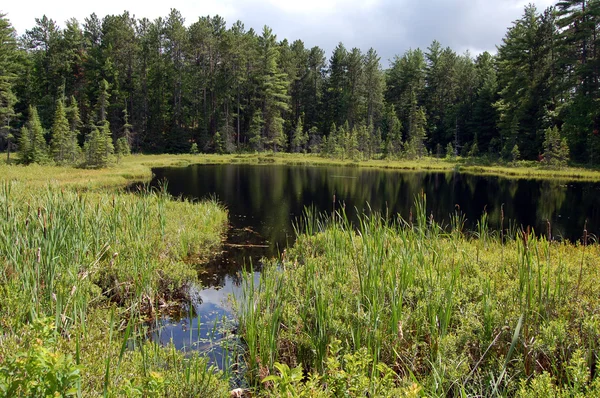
(0, 1, 600, 165)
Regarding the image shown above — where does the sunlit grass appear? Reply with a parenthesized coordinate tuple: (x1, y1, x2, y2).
(239, 196, 600, 396)
(0, 162, 230, 395)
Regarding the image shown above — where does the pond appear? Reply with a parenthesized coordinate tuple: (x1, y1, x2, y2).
(146, 163, 600, 370)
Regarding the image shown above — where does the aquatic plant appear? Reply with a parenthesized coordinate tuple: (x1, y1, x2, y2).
(239, 194, 600, 396)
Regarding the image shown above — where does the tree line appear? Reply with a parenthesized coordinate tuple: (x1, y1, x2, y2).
(0, 1, 598, 166)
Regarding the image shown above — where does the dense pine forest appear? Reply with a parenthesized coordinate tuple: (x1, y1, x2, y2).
(1, 1, 600, 165)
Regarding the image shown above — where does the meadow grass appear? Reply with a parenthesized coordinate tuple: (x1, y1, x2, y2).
(4, 152, 600, 190)
(238, 196, 600, 397)
(0, 163, 230, 396)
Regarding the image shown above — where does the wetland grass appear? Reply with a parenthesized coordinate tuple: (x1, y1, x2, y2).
(238, 195, 600, 397)
(0, 174, 230, 396)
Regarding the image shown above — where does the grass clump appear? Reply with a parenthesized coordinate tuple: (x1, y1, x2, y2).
(0, 168, 229, 395)
(238, 196, 600, 396)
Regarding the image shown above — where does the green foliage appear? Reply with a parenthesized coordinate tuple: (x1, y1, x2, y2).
(18, 107, 48, 165)
(0, 13, 18, 154)
(213, 131, 225, 154)
(291, 117, 308, 153)
(115, 136, 131, 162)
(1, 4, 599, 164)
(542, 126, 570, 168)
(249, 112, 264, 151)
(261, 340, 416, 397)
(511, 144, 521, 162)
(190, 142, 199, 155)
(445, 142, 455, 159)
(50, 99, 80, 165)
(240, 200, 600, 396)
(258, 26, 290, 151)
(468, 135, 479, 157)
(0, 319, 80, 397)
(0, 177, 229, 395)
(84, 122, 114, 168)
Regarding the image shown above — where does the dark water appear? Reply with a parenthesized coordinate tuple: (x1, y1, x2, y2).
(147, 164, 600, 369)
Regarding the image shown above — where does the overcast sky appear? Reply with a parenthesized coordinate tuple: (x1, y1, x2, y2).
(3, 0, 555, 66)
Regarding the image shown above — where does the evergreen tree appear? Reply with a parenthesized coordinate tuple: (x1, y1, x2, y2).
(322, 44, 349, 130)
(115, 137, 130, 161)
(495, 5, 557, 159)
(470, 52, 499, 153)
(291, 116, 308, 152)
(0, 13, 19, 162)
(386, 49, 426, 133)
(407, 100, 427, 158)
(542, 126, 570, 167)
(84, 125, 102, 167)
(249, 111, 264, 151)
(363, 48, 385, 128)
(383, 105, 402, 157)
(556, 0, 600, 163)
(213, 131, 225, 154)
(50, 99, 75, 164)
(96, 79, 111, 125)
(19, 106, 48, 164)
(84, 121, 113, 167)
(258, 26, 290, 151)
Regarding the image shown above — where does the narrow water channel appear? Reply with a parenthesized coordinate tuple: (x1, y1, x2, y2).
(145, 163, 600, 374)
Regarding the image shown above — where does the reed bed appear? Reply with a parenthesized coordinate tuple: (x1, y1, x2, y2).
(0, 180, 230, 396)
(239, 195, 600, 397)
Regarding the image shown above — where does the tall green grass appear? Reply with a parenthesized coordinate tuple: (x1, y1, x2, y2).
(0, 180, 230, 396)
(238, 194, 600, 396)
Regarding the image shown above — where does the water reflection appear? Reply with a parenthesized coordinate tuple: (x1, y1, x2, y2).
(154, 164, 599, 276)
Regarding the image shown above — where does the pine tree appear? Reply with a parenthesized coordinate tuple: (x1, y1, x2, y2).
(543, 126, 569, 167)
(84, 125, 101, 167)
(495, 5, 557, 159)
(363, 48, 385, 128)
(372, 127, 383, 158)
(214, 131, 225, 154)
(115, 137, 130, 162)
(19, 106, 48, 164)
(407, 100, 427, 158)
(258, 26, 290, 151)
(249, 111, 264, 151)
(84, 121, 114, 168)
(383, 105, 402, 157)
(291, 116, 308, 152)
(345, 126, 359, 160)
(0, 13, 19, 163)
(97, 79, 111, 125)
(556, 0, 600, 162)
(100, 121, 114, 163)
(50, 99, 73, 164)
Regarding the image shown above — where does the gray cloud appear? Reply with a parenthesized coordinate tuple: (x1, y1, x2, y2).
(224, 0, 554, 65)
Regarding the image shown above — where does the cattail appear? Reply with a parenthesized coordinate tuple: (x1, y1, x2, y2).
(500, 203, 504, 244)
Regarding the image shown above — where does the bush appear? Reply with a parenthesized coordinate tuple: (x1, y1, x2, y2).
(0, 319, 80, 397)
